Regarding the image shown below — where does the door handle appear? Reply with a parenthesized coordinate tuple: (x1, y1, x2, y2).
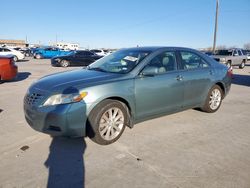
(176, 75, 183, 81)
(209, 70, 213, 75)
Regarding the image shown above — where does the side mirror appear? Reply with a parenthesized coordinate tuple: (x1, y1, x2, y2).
(234, 53, 239, 56)
(140, 66, 159, 77)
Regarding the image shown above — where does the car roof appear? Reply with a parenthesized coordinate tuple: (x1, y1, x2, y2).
(120, 46, 199, 52)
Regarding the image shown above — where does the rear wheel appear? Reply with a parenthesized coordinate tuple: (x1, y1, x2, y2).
(87, 99, 128, 145)
(239, 60, 246, 69)
(60, 60, 69, 67)
(201, 85, 223, 113)
(226, 61, 232, 69)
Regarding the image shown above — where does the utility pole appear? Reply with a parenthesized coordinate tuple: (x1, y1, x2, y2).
(56, 34, 58, 45)
(212, 0, 219, 53)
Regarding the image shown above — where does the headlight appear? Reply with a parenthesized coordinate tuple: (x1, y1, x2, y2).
(43, 92, 88, 106)
(54, 58, 60, 62)
(220, 58, 226, 63)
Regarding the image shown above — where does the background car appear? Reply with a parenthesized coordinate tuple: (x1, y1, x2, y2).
(212, 48, 247, 69)
(90, 49, 106, 56)
(0, 47, 25, 62)
(0, 55, 18, 83)
(51, 50, 102, 67)
(33, 47, 71, 59)
(24, 47, 232, 145)
(13, 47, 32, 57)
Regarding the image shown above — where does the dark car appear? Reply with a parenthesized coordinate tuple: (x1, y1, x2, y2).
(51, 50, 102, 67)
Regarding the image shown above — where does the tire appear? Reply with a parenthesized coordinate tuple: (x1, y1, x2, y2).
(226, 61, 232, 69)
(87, 99, 129, 145)
(35, 54, 42, 59)
(239, 60, 246, 69)
(13, 56, 18, 62)
(201, 85, 223, 113)
(60, 60, 69, 67)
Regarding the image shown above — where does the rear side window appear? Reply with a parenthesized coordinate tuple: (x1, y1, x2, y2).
(180, 51, 209, 70)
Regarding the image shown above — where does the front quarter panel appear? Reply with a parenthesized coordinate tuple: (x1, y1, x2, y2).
(81, 79, 135, 118)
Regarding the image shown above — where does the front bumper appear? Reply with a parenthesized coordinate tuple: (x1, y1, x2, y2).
(51, 59, 60, 66)
(24, 100, 88, 137)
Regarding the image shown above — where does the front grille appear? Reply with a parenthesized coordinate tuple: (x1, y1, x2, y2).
(25, 93, 43, 105)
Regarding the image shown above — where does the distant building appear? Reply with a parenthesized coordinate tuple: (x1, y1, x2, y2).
(55, 42, 79, 50)
(0, 39, 26, 47)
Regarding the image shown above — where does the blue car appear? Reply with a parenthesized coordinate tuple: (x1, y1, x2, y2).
(24, 47, 232, 145)
(34, 47, 72, 59)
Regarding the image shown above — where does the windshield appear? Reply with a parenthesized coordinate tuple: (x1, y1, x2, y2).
(216, 50, 232, 56)
(88, 49, 152, 74)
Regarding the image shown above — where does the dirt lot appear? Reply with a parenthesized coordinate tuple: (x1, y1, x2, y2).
(0, 58, 250, 188)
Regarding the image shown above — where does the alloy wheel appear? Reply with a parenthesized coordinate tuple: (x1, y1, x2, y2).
(98, 107, 124, 141)
(209, 88, 221, 110)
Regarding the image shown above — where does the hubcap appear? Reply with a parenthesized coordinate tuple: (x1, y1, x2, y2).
(99, 107, 124, 141)
(209, 88, 221, 110)
(62, 61, 68, 67)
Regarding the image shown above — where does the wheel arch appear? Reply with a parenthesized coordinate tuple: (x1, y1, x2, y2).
(87, 96, 135, 128)
(215, 82, 225, 98)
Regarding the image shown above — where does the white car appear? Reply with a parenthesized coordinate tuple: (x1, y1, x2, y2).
(90, 49, 107, 56)
(0, 47, 25, 62)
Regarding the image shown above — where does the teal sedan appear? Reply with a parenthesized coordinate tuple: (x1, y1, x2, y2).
(24, 47, 232, 145)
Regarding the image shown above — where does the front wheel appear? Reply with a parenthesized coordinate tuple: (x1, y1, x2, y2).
(201, 85, 223, 113)
(60, 60, 69, 67)
(35, 54, 42, 59)
(87, 99, 128, 145)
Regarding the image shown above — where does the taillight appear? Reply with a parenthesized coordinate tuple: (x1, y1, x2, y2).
(227, 68, 233, 78)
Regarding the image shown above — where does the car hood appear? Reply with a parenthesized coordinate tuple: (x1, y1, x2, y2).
(32, 69, 125, 92)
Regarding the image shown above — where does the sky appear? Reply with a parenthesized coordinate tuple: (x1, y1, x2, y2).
(0, 0, 250, 49)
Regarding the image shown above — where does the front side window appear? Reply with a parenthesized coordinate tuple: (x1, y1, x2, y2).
(88, 49, 151, 74)
(180, 51, 209, 70)
(3, 48, 11, 52)
(143, 51, 177, 74)
(238, 50, 242, 56)
(233, 50, 239, 56)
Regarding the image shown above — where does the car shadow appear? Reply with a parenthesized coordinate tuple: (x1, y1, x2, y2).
(17, 59, 29, 62)
(43, 86, 87, 187)
(232, 74, 250, 87)
(2, 72, 31, 83)
(15, 72, 31, 82)
(44, 137, 86, 188)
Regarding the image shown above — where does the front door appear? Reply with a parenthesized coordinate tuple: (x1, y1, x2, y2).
(135, 51, 183, 120)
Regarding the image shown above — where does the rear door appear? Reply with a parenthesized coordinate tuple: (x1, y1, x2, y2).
(135, 50, 184, 120)
(176, 50, 213, 108)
